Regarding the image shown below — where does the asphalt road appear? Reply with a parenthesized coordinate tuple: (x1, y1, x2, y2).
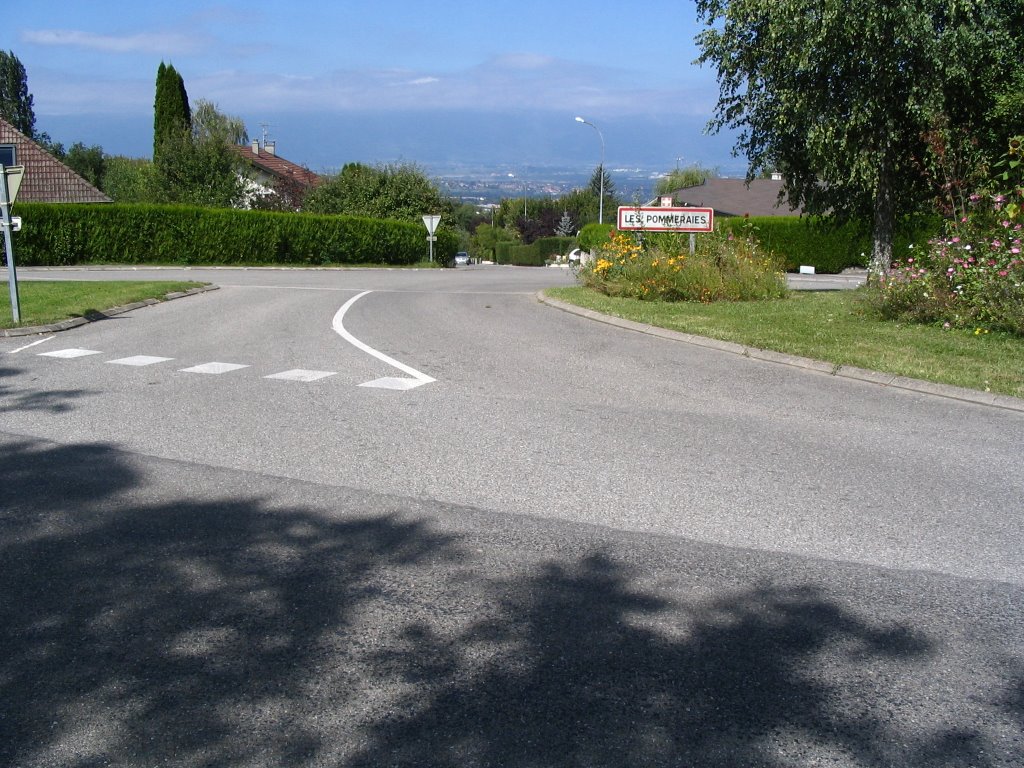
(1, 265, 1021, 767)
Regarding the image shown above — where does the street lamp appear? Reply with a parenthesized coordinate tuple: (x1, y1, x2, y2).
(575, 116, 605, 224)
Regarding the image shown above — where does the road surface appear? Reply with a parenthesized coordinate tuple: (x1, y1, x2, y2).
(1, 265, 1021, 767)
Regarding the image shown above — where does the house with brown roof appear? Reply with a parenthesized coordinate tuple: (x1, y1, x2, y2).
(232, 139, 321, 205)
(0, 116, 111, 204)
(670, 176, 803, 218)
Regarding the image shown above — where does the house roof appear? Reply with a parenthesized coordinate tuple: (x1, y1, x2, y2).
(232, 142, 321, 188)
(671, 177, 803, 218)
(0, 116, 111, 204)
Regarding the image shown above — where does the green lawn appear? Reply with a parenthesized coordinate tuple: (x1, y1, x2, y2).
(547, 286, 1024, 399)
(1, 280, 207, 328)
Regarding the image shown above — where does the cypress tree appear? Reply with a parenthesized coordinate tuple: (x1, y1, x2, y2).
(153, 62, 191, 163)
(0, 50, 36, 137)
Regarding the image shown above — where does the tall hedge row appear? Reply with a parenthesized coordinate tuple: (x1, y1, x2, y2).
(715, 215, 938, 274)
(494, 237, 576, 266)
(12, 203, 459, 267)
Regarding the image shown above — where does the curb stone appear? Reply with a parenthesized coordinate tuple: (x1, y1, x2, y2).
(537, 291, 1024, 414)
(0, 284, 219, 338)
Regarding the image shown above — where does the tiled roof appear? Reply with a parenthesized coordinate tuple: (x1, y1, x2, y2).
(0, 116, 111, 204)
(671, 178, 803, 218)
(232, 143, 321, 188)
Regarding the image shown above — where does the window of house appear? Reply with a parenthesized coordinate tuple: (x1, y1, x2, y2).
(0, 145, 15, 167)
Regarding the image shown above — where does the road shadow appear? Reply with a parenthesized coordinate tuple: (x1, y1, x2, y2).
(347, 554, 1000, 768)
(0, 364, 95, 414)
(1, 437, 1019, 767)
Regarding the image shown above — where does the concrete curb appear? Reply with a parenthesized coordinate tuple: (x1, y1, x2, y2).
(537, 291, 1024, 414)
(0, 284, 219, 338)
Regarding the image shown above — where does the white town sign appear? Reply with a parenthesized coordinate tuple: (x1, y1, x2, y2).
(617, 206, 714, 233)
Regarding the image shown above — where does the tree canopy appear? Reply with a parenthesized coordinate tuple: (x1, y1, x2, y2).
(0, 50, 35, 137)
(655, 165, 716, 196)
(695, 0, 1019, 273)
(192, 99, 248, 145)
(303, 162, 450, 222)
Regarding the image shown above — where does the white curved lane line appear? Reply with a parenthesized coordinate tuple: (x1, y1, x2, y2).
(332, 290, 435, 390)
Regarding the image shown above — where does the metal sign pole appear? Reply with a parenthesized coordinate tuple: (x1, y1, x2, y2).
(0, 165, 20, 324)
(422, 214, 441, 263)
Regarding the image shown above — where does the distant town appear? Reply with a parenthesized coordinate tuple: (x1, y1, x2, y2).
(429, 163, 694, 206)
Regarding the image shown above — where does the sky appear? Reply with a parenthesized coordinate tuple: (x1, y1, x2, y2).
(5, 1, 744, 177)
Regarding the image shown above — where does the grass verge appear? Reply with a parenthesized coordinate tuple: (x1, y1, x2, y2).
(547, 286, 1024, 399)
(1, 280, 207, 329)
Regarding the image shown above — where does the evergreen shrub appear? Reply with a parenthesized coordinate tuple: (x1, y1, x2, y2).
(13, 203, 456, 267)
(578, 223, 615, 253)
(716, 216, 937, 273)
(534, 237, 577, 260)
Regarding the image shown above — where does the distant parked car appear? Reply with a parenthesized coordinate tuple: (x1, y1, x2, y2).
(567, 249, 583, 264)
(453, 251, 471, 266)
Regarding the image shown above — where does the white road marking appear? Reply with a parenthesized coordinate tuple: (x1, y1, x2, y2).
(264, 369, 337, 382)
(9, 336, 55, 353)
(39, 348, 102, 358)
(179, 362, 250, 375)
(359, 377, 428, 391)
(332, 291, 435, 390)
(108, 355, 174, 366)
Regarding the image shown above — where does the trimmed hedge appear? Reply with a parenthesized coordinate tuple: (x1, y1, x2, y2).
(12, 203, 459, 267)
(498, 243, 546, 266)
(493, 237, 576, 266)
(534, 237, 576, 261)
(716, 215, 939, 274)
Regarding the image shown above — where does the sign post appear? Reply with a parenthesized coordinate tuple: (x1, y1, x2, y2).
(422, 214, 441, 262)
(618, 205, 714, 256)
(616, 206, 714, 233)
(1, 165, 25, 324)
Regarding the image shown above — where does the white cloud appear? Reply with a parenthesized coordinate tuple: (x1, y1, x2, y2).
(26, 47, 719, 121)
(22, 28, 205, 55)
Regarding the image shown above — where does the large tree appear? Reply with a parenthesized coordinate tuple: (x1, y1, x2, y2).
(695, 0, 1016, 274)
(303, 162, 451, 222)
(192, 99, 247, 145)
(153, 62, 191, 163)
(0, 50, 35, 137)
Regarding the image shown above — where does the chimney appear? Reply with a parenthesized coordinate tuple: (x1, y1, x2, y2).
(265, 141, 276, 157)
(251, 139, 260, 155)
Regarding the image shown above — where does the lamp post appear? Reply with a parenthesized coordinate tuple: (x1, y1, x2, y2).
(575, 116, 605, 224)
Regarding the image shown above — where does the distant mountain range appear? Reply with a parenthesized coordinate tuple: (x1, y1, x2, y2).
(40, 108, 745, 189)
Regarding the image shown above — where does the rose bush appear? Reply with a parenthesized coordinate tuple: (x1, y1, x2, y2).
(868, 135, 1024, 336)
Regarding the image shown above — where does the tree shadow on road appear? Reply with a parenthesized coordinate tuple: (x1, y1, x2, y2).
(1, 436, 1019, 767)
(0, 364, 95, 414)
(348, 554, 1007, 768)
